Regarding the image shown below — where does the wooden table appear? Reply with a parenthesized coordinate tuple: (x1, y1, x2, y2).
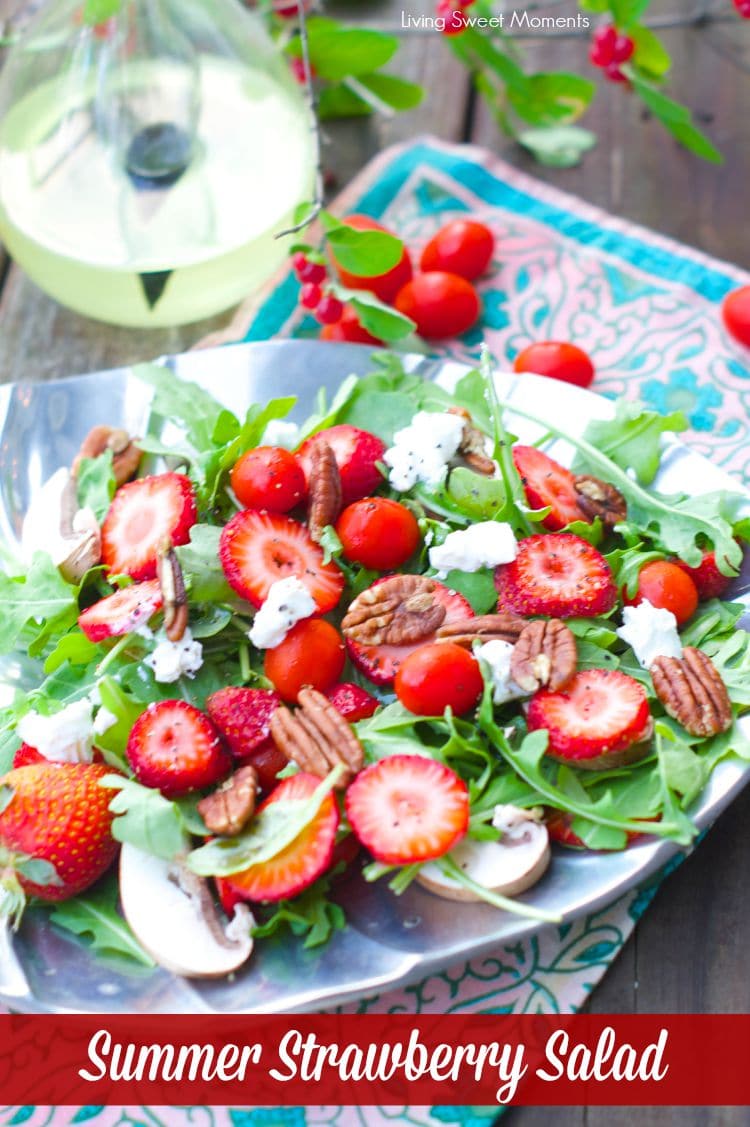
(1, 3, 749, 1123)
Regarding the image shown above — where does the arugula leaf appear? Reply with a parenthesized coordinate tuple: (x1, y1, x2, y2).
(446, 468, 506, 520)
(251, 871, 346, 949)
(0, 552, 79, 655)
(175, 525, 235, 604)
(187, 767, 344, 877)
(439, 568, 498, 615)
(43, 631, 99, 675)
(94, 678, 145, 761)
(579, 400, 687, 485)
(133, 362, 232, 453)
(102, 775, 188, 861)
(75, 451, 116, 522)
(48, 878, 154, 967)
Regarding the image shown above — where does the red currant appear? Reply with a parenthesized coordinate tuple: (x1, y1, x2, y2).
(612, 34, 634, 63)
(289, 56, 315, 84)
(291, 251, 308, 277)
(300, 282, 322, 310)
(436, 0, 468, 34)
(299, 260, 326, 285)
(733, 0, 750, 16)
(590, 24, 617, 66)
(605, 62, 628, 83)
(315, 295, 344, 325)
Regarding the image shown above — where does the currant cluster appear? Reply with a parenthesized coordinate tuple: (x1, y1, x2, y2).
(589, 25, 635, 83)
(291, 253, 344, 325)
(435, 0, 476, 37)
(733, 0, 750, 16)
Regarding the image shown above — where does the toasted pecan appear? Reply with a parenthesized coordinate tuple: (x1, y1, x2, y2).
(197, 765, 258, 836)
(651, 647, 732, 737)
(156, 537, 188, 642)
(72, 425, 141, 487)
(573, 474, 627, 530)
(436, 612, 526, 649)
(448, 406, 496, 476)
(510, 619, 577, 693)
(342, 574, 446, 646)
(270, 688, 364, 787)
(307, 439, 343, 543)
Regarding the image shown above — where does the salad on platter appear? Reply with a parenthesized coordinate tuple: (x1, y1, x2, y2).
(1, 347, 750, 981)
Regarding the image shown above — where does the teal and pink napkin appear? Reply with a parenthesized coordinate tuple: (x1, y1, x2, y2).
(3, 136, 749, 1127)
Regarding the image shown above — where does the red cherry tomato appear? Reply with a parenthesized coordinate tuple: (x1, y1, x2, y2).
(395, 272, 481, 340)
(722, 286, 750, 348)
(320, 306, 382, 345)
(331, 215, 413, 304)
(420, 220, 495, 281)
(635, 560, 699, 626)
(394, 643, 484, 717)
(513, 341, 595, 389)
(230, 446, 306, 513)
(264, 618, 345, 702)
(336, 497, 421, 571)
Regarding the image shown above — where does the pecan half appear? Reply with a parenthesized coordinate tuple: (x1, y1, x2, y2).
(448, 406, 495, 476)
(436, 612, 526, 649)
(197, 765, 258, 836)
(342, 574, 446, 646)
(270, 688, 364, 787)
(573, 474, 627, 530)
(307, 439, 343, 543)
(511, 619, 577, 693)
(72, 425, 142, 487)
(651, 647, 732, 737)
(157, 537, 188, 642)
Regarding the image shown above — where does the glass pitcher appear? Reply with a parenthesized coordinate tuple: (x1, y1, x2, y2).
(0, 0, 315, 327)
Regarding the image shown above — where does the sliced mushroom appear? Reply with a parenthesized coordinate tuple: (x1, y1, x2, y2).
(119, 843, 254, 978)
(416, 806, 550, 903)
(21, 468, 101, 583)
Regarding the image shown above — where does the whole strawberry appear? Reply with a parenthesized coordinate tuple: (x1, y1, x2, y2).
(0, 762, 118, 905)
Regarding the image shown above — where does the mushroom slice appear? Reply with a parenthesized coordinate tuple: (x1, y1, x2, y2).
(416, 806, 550, 903)
(119, 843, 254, 978)
(21, 468, 101, 583)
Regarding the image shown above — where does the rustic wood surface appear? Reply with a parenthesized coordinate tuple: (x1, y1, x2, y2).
(1, 1, 750, 1121)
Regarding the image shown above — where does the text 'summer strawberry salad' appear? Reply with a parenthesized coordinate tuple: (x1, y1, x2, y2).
(2, 349, 750, 978)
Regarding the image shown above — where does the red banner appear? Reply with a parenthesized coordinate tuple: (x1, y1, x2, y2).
(0, 1014, 747, 1106)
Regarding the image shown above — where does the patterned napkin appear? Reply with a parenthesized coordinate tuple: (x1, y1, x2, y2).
(3, 136, 749, 1127)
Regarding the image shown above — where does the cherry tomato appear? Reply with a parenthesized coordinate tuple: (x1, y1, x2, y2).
(320, 306, 382, 345)
(513, 341, 595, 389)
(635, 560, 699, 626)
(336, 497, 421, 571)
(331, 214, 413, 304)
(394, 643, 484, 717)
(420, 220, 495, 281)
(264, 618, 345, 702)
(722, 286, 750, 348)
(395, 272, 481, 340)
(230, 446, 306, 513)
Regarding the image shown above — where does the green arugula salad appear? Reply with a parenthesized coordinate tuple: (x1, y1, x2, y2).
(1, 348, 749, 979)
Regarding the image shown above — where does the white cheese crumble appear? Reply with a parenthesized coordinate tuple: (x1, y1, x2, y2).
(248, 576, 316, 650)
(20, 467, 99, 568)
(429, 521, 517, 578)
(145, 628, 204, 683)
(262, 419, 301, 450)
(475, 640, 527, 706)
(383, 410, 466, 491)
(492, 804, 544, 839)
(616, 599, 683, 670)
(17, 699, 95, 764)
(93, 707, 118, 736)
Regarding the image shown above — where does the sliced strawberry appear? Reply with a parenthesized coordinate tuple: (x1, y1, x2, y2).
(206, 687, 282, 761)
(78, 579, 163, 642)
(126, 700, 231, 797)
(101, 473, 197, 581)
(215, 876, 243, 918)
(528, 669, 651, 768)
(12, 743, 45, 769)
(345, 754, 469, 865)
(512, 445, 588, 531)
(324, 682, 380, 722)
(495, 532, 616, 619)
(220, 510, 344, 613)
(297, 425, 386, 504)
(675, 549, 737, 600)
(346, 579, 474, 686)
(222, 772, 339, 903)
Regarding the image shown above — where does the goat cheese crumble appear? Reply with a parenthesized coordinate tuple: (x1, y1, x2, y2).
(475, 640, 527, 705)
(383, 411, 466, 491)
(429, 521, 517, 577)
(16, 698, 95, 763)
(145, 628, 204, 683)
(248, 576, 316, 650)
(616, 599, 683, 670)
(261, 419, 301, 450)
